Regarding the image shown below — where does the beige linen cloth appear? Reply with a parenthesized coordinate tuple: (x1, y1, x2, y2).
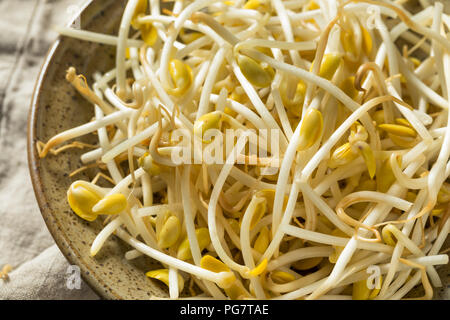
(0, 0, 98, 299)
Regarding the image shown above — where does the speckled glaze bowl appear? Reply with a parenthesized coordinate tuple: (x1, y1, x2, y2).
(28, 0, 449, 300)
(27, 0, 169, 299)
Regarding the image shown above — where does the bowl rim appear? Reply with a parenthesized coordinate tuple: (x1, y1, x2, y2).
(27, 0, 121, 300)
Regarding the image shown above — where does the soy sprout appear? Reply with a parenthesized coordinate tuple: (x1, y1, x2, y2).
(39, 0, 449, 300)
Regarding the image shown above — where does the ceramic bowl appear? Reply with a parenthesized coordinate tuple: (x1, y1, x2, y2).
(28, 0, 449, 300)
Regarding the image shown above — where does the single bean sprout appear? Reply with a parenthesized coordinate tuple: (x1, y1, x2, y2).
(39, 0, 449, 299)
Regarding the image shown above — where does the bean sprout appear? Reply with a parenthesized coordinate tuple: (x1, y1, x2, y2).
(38, 0, 449, 299)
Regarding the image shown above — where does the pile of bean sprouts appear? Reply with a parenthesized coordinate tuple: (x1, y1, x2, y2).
(38, 0, 450, 300)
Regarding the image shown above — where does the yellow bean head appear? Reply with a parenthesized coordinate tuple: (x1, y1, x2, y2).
(249, 258, 268, 277)
(329, 142, 358, 168)
(67, 181, 102, 222)
(200, 255, 231, 273)
(131, 0, 148, 29)
(340, 76, 359, 101)
(373, 109, 385, 126)
(382, 225, 397, 246)
(311, 53, 342, 80)
(138, 153, 162, 176)
(200, 255, 237, 288)
(378, 124, 417, 138)
(306, 0, 320, 10)
(292, 257, 323, 271)
(377, 157, 400, 193)
(437, 183, 450, 203)
(158, 215, 181, 249)
(92, 194, 128, 215)
(167, 59, 193, 97)
(225, 282, 249, 300)
(329, 229, 348, 263)
(193, 111, 223, 143)
(244, 0, 260, 10)
(251, 196, 267, 229)
(140, 23, 157, 46)
(254, 226, 270, 254)
(394, 118, 413, 128)
(340, 28, 357, 59)
(353, 141, 376, 179)
(180, 28, 203, 44)
(177, 228, 211, 261)
(360, 25, 373, 56)
(352, 276, 382, 300)
(271, 270, 296, 284)
(237, 54, 275, 88)
(297, 108, 323, 151)
(145, 269, 184, 293)
(281, 80, 306, 117)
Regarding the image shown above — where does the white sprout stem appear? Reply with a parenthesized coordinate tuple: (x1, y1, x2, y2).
(267, 246, 334, 271)
(104, 88, 135, 111)
(125, 249, 143, 260)
(375, 14, 401, 94)
(387, 222, 442, 288)
(41, 109, 132, 157)
(240, 196, 266, 299)
(92, 85, 123, 184)
(389, 271, 422, 300)
(399, 64, 448, 110)
(130, 206, 158, 249)
(271, 0, 303, 67)
(228, 56, 288, 148)
(428, 218, 450, 256)
(300, 96, 395, 181)
(271, 89, 294, 140)
(101, 119, 165, 163)
(196, 47, 227, 119)
(90, 217, 123, 256)
(141, 173, 153, 206)
(281, 224, 393, 253)
(168, 267, 179, 299)
(138, 203, 183, 217)
(312, 160, 427, 298)
(158, 0, 214, 88)
(390, 154, 427, 190)
(266, 265, 333, 294)
(210, 95, 268, 130)
(208, 133, 252, 276)
(115, 228, 234, 287)
(116, 0, 140, 98)
(54, 25, 144, 47)
(380, 189, 427, 297)
(180, 166, 225, 299)
(339, 191, 413, 212)
(381, 255, 449, 272)
(108, 168, 146, 196)
(235, 39, 316, 52)
(176, 36, 213, 60)
(426, 53, 450, 204)
(430, 3, 446, 100)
